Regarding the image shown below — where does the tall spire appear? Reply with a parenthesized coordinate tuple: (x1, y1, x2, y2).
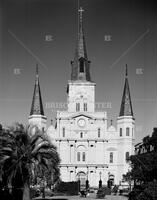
(71, 7, 91, 81)
(30, 64, 44, 116)
(119, 65, 134, 117)
(77, 7, 87, 59)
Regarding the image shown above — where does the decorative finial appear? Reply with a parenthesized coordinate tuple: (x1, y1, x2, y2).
(78, 7, 84, 22)
(126, 64, 128, 77)
(36, 63, 38, 75)
(35, 64, 39, 85)
(51, 119, 53, 125)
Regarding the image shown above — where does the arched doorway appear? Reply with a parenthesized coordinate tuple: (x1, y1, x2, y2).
(77, 172, 86, 185)
(109, 174, 115, 186)
(76, 171, 87, 191)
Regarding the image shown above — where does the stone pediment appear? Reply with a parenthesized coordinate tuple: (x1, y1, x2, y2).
(70, 113, 93, 119)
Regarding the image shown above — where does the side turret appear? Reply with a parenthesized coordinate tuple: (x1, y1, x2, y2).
(28, 65, 47, 131)
(117, 65, 135, 180)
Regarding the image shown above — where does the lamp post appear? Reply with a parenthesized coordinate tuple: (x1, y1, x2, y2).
(86, 171, 89, 191)
(107, 172, 111, 189)
(99, 172, 102, 188)
(78, 173, 80, 194)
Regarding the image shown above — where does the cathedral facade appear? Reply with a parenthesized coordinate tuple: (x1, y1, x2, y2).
(28, 8, 135, 187)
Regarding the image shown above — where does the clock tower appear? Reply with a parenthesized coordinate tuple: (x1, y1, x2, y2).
(55, 7, 108, 186)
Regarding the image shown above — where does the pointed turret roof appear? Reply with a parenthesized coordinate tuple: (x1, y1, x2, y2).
(71, 7, 91, 81)
(76, 7, 88, 59)
(119, 65, 134, 117)
(30, 65, 44, 116)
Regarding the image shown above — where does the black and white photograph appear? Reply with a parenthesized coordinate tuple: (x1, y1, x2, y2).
(0, 0, 157, 200)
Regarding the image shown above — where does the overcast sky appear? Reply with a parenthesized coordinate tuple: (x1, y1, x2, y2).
(0, 0, 157, 143)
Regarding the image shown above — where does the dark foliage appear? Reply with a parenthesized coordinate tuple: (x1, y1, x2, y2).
(0, 123, 60, 200)
(96, 187, 106, 199)
(125, 128, 157, 200)
(54, 181, 79, 195)
(124, 128, 157, 185)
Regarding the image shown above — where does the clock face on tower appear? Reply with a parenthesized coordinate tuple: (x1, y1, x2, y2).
(78, 118, 86, 127)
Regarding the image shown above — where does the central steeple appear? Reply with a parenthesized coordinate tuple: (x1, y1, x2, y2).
(71, 7, 91, 81)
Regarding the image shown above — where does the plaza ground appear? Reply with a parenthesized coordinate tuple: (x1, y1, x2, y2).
(40, 193, 128, 200)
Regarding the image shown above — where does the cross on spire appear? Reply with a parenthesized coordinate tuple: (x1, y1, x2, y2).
(36, 63, 38, 74)
(35, 63, 39, 85)
(78, 7, 84, 22)
(126, 64, 128, 77)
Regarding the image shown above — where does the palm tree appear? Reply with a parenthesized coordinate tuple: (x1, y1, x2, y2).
(0, 123, 60, 200)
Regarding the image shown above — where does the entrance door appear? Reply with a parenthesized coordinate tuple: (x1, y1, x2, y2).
(77, 172, 86, 190)
(109, 174, 115, 186)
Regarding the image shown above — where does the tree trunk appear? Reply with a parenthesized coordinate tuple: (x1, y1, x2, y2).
(23, 183, 30, 200)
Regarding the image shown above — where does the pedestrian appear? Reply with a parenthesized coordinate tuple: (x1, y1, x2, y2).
(119, 184, 123, 195)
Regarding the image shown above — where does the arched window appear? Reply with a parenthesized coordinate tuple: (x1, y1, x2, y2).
(80, 132, 83, 138)
(79, 58, 84, 72)
(110, 152, 113, 163)
(84, 103, 87, 111)
(120, 128, 122, 137)
(98, 128, 101, 138)
(63, 127, 65, 137)
(76, 103, 80, 111)
(82, 152, 86, 161)
(77, 152, 80, 161)
(77, 146, 86, 162)
(126, 152, 130, 162)
(126, 127, 130, 136)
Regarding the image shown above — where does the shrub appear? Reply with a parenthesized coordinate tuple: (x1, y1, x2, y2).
(145, 181, 157, 200)
(30, 188, 40, 198)
(45, 188, 54, 197)
(104, 187, 111, 195)
(129, 182, 157, 200)
(137, 191, 153, 200)
(54, 181, 79, 195)
(96, 188, 106, 199)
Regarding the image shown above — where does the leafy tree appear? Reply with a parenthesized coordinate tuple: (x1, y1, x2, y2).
(150, 128, 157, 151)
(143, 135, 151, 153)
(0, 123, 60, 200)
(125, 128, 157, 200)
(123, 172, 133, 191)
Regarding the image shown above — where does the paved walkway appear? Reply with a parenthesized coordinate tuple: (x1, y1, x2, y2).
(50, 193, 128, 200)
(105, 195, 128, 200)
